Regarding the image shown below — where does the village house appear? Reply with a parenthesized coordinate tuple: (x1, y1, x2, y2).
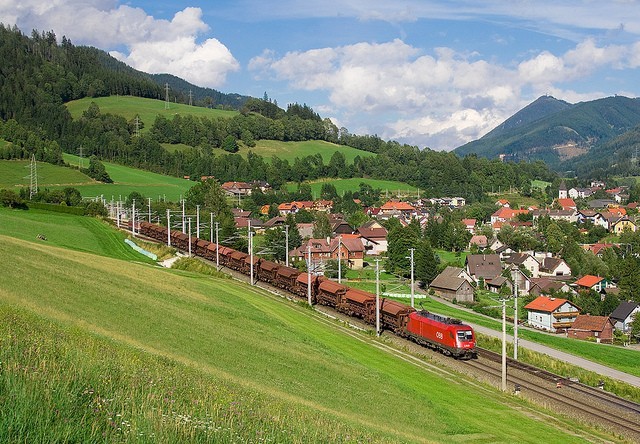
(556, 198, 577, 211)
(290, 236, 365, 270)
(429, 267, 475, 303)
(490, 207, 529, 224)
(524, 296, 580, 333)
(528, 277, 573, 297)
(378, 200, 416, 218)
(503, 252, 540, 278)
(610, 301, 640, 334)
(461, 218, 477, 233)
(465, 254, 502, 284)
(221, 181, 253, 197)
(537, 256, 572, 277)
(469, 234, 488, 249)
(610, 216, 637, 234)
(574, 275, 611, 293)
(356, 220, 388, 255)
(567, 315, 615, 343)
(568, 187, 595, 200)
(278, 201, 314, 216)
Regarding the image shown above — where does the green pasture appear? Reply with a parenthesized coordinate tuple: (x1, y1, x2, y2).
(490, 192, 540, 209)
(0, 224, 602, 442)
(234, 139, 376, 164)
(436, 249, 468, 268)
(63, 153, 194, 201)
(0, 159, 93, 190)
(287, 177, 418, 198)
(65, 96, 237, 133)
(0, 207, 153, 262)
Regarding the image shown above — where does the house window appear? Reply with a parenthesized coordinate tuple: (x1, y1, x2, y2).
(595, 332, 599, 337)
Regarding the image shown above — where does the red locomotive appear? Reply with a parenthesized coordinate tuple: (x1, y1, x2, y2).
(136, 221, 477, 359)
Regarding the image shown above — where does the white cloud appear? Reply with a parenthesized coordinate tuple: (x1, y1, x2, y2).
(1, 1, 239, 88)
(252, 37, 639, 150)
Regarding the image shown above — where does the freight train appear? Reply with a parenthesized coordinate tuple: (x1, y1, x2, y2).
(138, 221, 477, 359)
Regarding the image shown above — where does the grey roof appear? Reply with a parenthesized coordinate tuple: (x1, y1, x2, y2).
(430, 274, 466, 291)
(540, 257, 565, 272)
(466, 254, 502, 279)
(504, 253, 536, 266)
(587, 199, 616, 209)
(486, 276, 508, 287)
(610, 301, 640, 321)
(440, 266, 464, 277)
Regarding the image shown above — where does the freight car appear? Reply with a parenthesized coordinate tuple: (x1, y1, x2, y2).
(257, 260, 280, 283)
(127, 221, 476, 359)
(274, 266, 300, 292)
(317, 279, 348, 308)
(403, 311, 476, 359)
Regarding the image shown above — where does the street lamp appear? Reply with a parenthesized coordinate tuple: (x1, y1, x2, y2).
(375, 258, 381, 336)
(338, 235, 342, 284)
(284, 224, 289, 267)
(407, 248, 415, 308)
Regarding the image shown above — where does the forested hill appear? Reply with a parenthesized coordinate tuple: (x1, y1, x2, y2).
(455, 95, 640, 169)
(0, 25, 559, 201)
(149, 73, 251, 110)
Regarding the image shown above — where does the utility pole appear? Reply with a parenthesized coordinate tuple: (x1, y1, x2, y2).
(249, 219, 254, 286)
(210, 213, 214, 243)
(131, 199, 136, 237)
(181, 199, 186, 234)
(501, 296, 507, 392)
(196, 205, 200, 239)
(188, 218, 192, 257)
(409, 248, 415, 308)
(338, 235, 342, 283)
(166, 209, 171, 246)
(215, 221, 220, 269)
(284, 225, 289, 267)
(147, 198, 152, 223)
(307, 245, 312, 306)
(375, 258, 381, 336)
(514, 276, 519, 360)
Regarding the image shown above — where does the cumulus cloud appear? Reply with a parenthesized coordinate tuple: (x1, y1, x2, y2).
(252, 37, 640, 150)
(0, 0, 239, 88)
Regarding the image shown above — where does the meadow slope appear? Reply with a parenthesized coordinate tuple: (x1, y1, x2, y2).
(0, 229, 604, 443)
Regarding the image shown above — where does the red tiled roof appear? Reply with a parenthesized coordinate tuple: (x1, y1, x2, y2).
(380, 200, 415, 211)
(574, 275, 604, 288)
(569, 315, 612, 332)
(524, 296, 571, 312)
(557, 198, 576, 209)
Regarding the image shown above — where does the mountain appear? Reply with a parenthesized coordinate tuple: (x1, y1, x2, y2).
(454, 95, 640, 169)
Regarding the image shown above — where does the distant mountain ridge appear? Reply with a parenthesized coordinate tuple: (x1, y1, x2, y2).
(454, 95, 640, 169)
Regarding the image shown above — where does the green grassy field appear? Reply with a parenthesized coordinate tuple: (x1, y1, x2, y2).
(65, 96, 237, 133)
(63, 153, 194, 201)
(234, 139, 376, 164)
(0, 214, 604, 443)
(0, 207, 154, 262)
(0, 159, 93, 190)
(287, 177, 418, 198)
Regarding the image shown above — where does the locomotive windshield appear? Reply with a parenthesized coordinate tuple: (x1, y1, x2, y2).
(457, 330, 473, 342)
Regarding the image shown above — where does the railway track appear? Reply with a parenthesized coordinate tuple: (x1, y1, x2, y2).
(465, 349, 640, 441)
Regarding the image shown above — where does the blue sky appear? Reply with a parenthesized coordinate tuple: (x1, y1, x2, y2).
(4, 1, 640, 150)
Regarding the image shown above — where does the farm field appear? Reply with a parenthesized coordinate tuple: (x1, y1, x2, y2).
(65, 96, 237, 133)
(63, 153, 194, 201)
(287, 177, 418, 198)
(0, 215, 604, 443)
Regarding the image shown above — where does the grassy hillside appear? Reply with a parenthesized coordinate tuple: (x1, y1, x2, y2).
(0, 207, 154, 262)
(63, 153, 194, 201)
(287, 177, 418, 198)
(234, 139, 376, 164)
(0, 159, 93, 190)
(0, 215, 602, 442)
(66, 96, 238, 133)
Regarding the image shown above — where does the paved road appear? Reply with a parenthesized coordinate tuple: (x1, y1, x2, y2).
(430, 295, 640, 388)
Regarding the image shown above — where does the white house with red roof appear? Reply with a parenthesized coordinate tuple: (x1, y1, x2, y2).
(490, 207, 529, 224)
(574, 275, 611, 292)
(524, 296, 581, 332)
(461, 218, 476, 233)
